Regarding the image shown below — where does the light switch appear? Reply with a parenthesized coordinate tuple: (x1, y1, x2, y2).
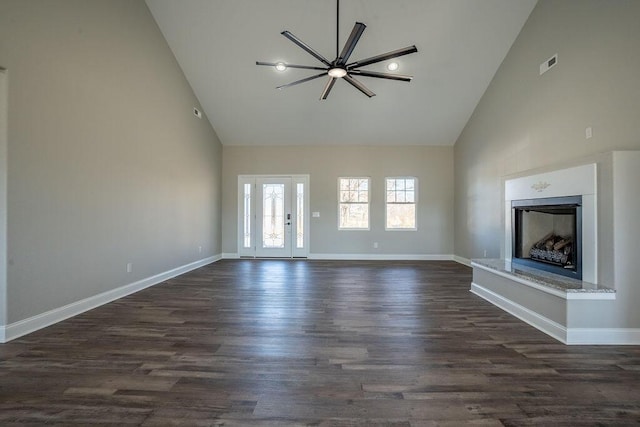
(312, 212, 320, 218)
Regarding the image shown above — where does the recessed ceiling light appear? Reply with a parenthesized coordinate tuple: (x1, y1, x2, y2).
(275, 62, 287, 72)
(327, 67, 347, 78)
(387, 62, 399, 71)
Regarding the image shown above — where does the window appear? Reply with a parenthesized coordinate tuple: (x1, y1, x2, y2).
(338, 177, 369, 229)
(242, 182, 252, 248)
(296, 182, 304, 248)
(386, 177, 417, 230)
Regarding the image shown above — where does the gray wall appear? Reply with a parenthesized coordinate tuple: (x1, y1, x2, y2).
(222, 145, 454, 257)
(454, 0, 640, 261)
(0, 70, 7, 326)
(0, 0, 223, 323)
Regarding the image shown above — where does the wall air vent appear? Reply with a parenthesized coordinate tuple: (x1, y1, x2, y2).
(539, 53, 558, 75)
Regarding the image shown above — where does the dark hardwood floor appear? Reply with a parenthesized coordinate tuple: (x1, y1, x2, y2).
(1, 260, 639, 426)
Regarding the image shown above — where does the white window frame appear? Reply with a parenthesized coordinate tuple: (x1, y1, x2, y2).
(338, 177, 370, 230)
(385, 176, 418, 231)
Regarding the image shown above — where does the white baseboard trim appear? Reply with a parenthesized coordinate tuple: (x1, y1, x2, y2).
(453, 255, 472, 267)
(308, 254, 455, 261)
(225, 253, 461, 262)
(565, 328, 640, 345)
(0, 255, 221, 343)
(222, 253, 240, 259)
(470, 282, 568, 344)
(470, 282, 640, 345)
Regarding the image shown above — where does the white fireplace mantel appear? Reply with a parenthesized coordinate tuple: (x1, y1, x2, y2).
(504, 163, 597, 284)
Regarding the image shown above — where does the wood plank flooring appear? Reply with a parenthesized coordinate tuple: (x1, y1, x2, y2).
(1, 259, 639, 426)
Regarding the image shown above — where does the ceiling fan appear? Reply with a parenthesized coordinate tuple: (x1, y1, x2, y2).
(256, 0, 418, 100)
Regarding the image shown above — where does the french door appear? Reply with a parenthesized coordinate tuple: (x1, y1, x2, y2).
(238, 175, 309, 258)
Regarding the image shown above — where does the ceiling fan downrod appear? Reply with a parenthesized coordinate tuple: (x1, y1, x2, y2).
(336, 0, 340, 60)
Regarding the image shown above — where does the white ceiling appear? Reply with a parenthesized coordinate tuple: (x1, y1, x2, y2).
(146, 0, 537, 146)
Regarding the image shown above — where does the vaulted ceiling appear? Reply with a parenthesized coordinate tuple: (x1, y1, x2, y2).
(146, 0, 537, 146)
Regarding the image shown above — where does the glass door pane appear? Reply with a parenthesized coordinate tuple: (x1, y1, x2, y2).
(255, 177, 292, 257)
(262, 183, 285, 249)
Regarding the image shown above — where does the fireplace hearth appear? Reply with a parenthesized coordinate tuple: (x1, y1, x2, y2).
(512, 195, 582, 280)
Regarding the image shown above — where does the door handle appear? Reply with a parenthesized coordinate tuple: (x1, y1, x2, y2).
(286, 213, 291, 226)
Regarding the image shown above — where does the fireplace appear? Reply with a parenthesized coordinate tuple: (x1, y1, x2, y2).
(511, 196, 582, 280)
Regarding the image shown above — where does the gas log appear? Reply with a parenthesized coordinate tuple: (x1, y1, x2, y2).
(529, 233, 573, 266)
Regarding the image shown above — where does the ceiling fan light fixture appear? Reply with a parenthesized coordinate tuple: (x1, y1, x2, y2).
(328, 67, 347, 78)
(256, 0, 417, 99)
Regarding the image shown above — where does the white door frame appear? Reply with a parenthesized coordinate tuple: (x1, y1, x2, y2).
(238, 175, 310, 258)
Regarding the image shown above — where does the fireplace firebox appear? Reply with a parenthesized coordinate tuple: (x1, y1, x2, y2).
(512, 195, 582, 280)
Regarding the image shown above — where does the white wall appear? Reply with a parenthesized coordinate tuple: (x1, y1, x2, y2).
(0, 0, 223, 327)
(222, 145, 454, 258)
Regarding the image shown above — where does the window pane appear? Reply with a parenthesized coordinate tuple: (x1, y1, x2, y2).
(406, 191, 415, 203)
(296, 183, 304, 248)
(387, 191, 395, 203)
(243, 183, 252, 248)
(340, 203, 369, 229)
(386, 204, 416, 229)
(405, 179, 415, 191)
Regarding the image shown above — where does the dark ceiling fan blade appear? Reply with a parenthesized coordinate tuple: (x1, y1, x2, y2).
(348, 70, 413, 82)
(343, 74, 375, 98)
(337, 22, 366, 66)
(276, 72, 327, 90)
(281, 31, 332, 67)
(347, 45, 418, 69)
(256, 61, 327, 71)
(320, 77, 337, 100)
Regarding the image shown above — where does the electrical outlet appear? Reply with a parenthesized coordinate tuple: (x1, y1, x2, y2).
(373, 242, 379, 249)
(483, 250, 487, 258)
(126, 262, 133, 273)
(585, 127, 593, 139)
(198, 246, 202, 253)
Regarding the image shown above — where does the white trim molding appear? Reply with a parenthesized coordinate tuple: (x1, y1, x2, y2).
(225, 253, 457, 261)
(0, 255, 221, 343)
(308, 254, 455, 261)
(565, 328, 640, 345)
(222, 253, 240, 259)
(453, 255, 472, 267)
(471, 282, 640, 345)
